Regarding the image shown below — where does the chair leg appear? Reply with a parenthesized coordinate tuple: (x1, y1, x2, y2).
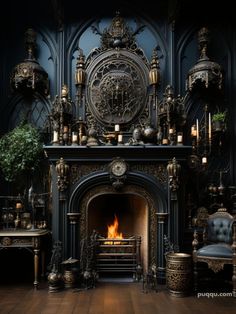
(193, 261, 198, 293)
(233, 263, 236, 298)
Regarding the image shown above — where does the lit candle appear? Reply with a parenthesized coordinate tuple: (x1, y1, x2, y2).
(208, 112, 211, 141)
(169, 128, 174, 134)
(202, 156, 207, 164)
(162, 138, 169, 145)
(118, 134, 123, 143)
(72, 132, 78, 144)
(177, 132, 183, 144)
(16, 202, 22, 209)
(191, 125, 197, 137)
(63, 126, 68, 133)
(115, 124, 120, 132)
(53, 131, 58, 142)
(196, 119, 199, 143)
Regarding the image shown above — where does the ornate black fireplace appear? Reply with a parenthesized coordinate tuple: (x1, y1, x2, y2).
(45, 145, 191, 281)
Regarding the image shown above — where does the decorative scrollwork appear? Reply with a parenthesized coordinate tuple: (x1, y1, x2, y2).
(86, 51, 149, 128)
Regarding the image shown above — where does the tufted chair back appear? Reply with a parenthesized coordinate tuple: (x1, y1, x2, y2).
(207, 210, 234, 244)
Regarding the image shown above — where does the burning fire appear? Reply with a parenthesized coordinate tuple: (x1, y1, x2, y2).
(105, 215, 123, 244)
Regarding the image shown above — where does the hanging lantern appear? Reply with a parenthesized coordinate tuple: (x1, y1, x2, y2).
(186, 27, 223, 92)
(10, 28, 49, 95)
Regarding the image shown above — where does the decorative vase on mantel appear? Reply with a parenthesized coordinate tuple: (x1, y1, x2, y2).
(142, 124, 156, 145)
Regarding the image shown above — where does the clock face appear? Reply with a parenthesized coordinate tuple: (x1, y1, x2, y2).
(111, 160, 127, 177)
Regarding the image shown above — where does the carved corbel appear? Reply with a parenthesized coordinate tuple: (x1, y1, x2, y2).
(166, 157, 181, 192)
(56, 157, 70, 191)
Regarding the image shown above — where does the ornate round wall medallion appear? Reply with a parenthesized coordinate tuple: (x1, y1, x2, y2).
(110, 159, 128, 177)
(2, 236, 12, 246)
(86, 50, 149, 128)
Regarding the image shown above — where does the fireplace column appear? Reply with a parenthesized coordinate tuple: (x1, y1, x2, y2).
(156, 212, 168, 283)
(67, 213, 80, 258)
(167, 158, 181, 248)
(55, 158, 70, 259)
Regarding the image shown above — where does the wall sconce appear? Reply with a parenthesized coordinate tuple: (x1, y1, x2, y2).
(157, 85, 186, 146)
(190, 104, 212, 166)
(50, 85, 74, 145)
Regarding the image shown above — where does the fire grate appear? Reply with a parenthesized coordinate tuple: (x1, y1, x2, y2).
(95, 235, 142, 280)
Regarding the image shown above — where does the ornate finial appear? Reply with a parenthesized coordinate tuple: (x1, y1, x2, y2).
(149, 47, 160, 85)
(24, 28, 37, 60)
(198, 27, 210, 60)
(75, 49, 86, 85)
(98, 12, 136, 49)
(61, 84, 68, 98)
(75, 48, 86, 106)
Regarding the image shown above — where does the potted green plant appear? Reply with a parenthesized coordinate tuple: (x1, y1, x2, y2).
(0, 122, 43, 182)
(212, 110, 227, 132)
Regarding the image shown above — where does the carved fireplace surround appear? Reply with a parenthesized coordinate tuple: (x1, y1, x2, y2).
(45, 145, 191, 281)
(43, 13, 192, 281)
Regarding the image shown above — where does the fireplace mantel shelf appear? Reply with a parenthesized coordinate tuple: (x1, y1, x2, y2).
(44, 145, 192, 162)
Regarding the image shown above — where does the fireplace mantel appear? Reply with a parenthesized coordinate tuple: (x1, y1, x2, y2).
(44, 145, 192, 162)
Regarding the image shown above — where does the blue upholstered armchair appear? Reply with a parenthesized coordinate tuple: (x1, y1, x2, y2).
(192, 207, 236, 297)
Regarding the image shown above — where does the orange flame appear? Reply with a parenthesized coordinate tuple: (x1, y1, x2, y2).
(107, 215, 123, 239)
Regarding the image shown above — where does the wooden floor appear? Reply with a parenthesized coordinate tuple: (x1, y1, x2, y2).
(0, 280, 235, 314)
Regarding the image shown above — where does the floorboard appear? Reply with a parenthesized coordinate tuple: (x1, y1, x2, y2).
(0, 281, 235, 314)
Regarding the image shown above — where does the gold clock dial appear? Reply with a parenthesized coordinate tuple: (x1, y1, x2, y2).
(111, 160, 127, 177)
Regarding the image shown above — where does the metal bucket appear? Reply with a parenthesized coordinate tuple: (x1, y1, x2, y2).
(166, 252, 192, 297)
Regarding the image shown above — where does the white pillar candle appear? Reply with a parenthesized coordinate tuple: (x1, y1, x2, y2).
(177, 133, 183, 143)
(53, 131, 58, 142)
(208, 112, 211, 141)
(115, 124, 120, 132)
(196, 119, 199, 143)
(72, 132, 78, 143)
(202, 156, 207, 164)
(118, 134, 123, 142)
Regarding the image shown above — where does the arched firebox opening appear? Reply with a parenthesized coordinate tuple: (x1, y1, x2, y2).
(69, 171, 168, 281)
(87, 191, 148, 274)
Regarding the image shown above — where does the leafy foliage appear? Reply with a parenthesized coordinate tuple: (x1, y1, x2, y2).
(212, 111, 227, 122)
(0, 123, 43, 181)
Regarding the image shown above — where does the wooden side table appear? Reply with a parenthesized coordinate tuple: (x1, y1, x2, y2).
(0, 229, 50, 289)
